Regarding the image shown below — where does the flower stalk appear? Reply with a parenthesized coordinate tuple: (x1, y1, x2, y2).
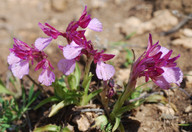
(82, 56, 94, 88)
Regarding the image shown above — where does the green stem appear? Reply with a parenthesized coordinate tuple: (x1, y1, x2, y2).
(110, 77, 136, 121)
(82, 56, 93, 88)
(80, 56, 94, 106)
(100, 81, 110, 116)
(27, 75, 49, 97)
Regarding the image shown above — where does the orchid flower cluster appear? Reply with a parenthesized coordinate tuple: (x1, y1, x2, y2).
(7, 6, 115, 87)
(110, 34, 183, 124)
(7, 5, 183, 131)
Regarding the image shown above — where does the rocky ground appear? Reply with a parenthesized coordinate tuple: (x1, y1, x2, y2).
(1, 0, 192, 131)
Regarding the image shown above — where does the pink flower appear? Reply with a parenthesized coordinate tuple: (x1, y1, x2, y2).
(8, 38, 55, 86)
(94, 52, 115, 81)
(36, 59, 55, 86)
(63, 41, 83, 60)
(96, 61, 115, 81)
(79, 6, 103, 32)
(37, 23, 62, 50)
(62, 6, 102, 44)
(132, 34, 183, 89)
(57, 59, 76, 75)
(87, 18, 103, 32)
(38, 68, 55, 86)
(35, 37, 53, 51)
(7, 53, 29, 79)
(38, 22, 61, 39)
(8, 39, 32, 79)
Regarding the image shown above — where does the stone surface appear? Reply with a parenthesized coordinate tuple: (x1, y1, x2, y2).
(91, 0, 107, 9)
(116, 68, 130, 82)
(76, 114, 90, 131)
(51, 0, 68, 12)
(182, 28, 192, 37)
(172, 37, 192, 49)
(185, 105, 192, 113)
(186, 71, 192, 83)
(116, 10, 178, 36)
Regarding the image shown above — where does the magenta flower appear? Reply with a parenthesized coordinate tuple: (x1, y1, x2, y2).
(36, 59, 55, 86)
(8, 53, 29, 79)
(59, 40, 115, 81)
(57, 59, 76, 75)
(58, 41, 80, 75)
(36, 23, 62, 51)
(8, 38, 55, 86)
(78, 6, 103, 32)
(63, 41, 83, 60)
(7, 39, 32, 79)
(38, 22, 61, 39)
(132, 34, 183, 89)
(62, 6, 102, 44)
(94, 52, 115, 81)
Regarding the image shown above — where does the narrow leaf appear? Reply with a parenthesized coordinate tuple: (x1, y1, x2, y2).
(0, 79, 13, 95)
(112, 117, 121, 132)
(74, 63, 81, 88)
(145, 94, 168, 104)
(34, 124, 60, 132)
(86, 89, 102, 104)
(28, 84, 34, 101)
(34, 96, 59, 110)
(68, 74, 77, 90)
(48, 101, 65, 117)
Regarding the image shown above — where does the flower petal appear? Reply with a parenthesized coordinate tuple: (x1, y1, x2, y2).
(63, 41, 83, 60)
(38, 69, 55, 86)
(87, 18, 103, 32)
(35, 37, 52, 51)
(57, 59, 76, 75)
(7, 53, 21, 65)
(159, 46, 170, 57)
(11, 60, 29, 79)
(153, 67, 183, 89)
(146, 33, 153, 52)
(96, 61, 115, 81)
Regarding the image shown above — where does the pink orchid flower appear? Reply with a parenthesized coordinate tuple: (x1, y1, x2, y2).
(8, 39, 32, 79)
(79, 6, 103, 32)
(35, 23, 62, 51)
(132, 34, 183, 89)
(94, 52, 115, 81)
(8, 38, 55, 86)
(36, 59, 55, 86)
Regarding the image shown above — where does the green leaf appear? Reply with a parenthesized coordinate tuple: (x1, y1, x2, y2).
(26, 90, 40, 109)
(125, 32, 136, 40)
(0, 79, 13, 95)
(80, 73, 93, 105)
(145, 94, 168, 104)
(34, 96, 59, 110)
(34, 124, 61, 132)
(28, 84, 35, 101)
(52, 77, 67, 99)
(83, 72, 92, 94)
(74, 63, 81, 88)
(67, 64, 81, 90)
(116, 103, 136, 117)
(68, 74, 77, 90)
(130, 90, 141, 99)
(95, 115, 108, 130)
(112, 117, 121, 132)
(86, 89, 102, 104)
(48, 101, 65, 117)
(178, 123, 192, 126)
(61, 127, 71, 132)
